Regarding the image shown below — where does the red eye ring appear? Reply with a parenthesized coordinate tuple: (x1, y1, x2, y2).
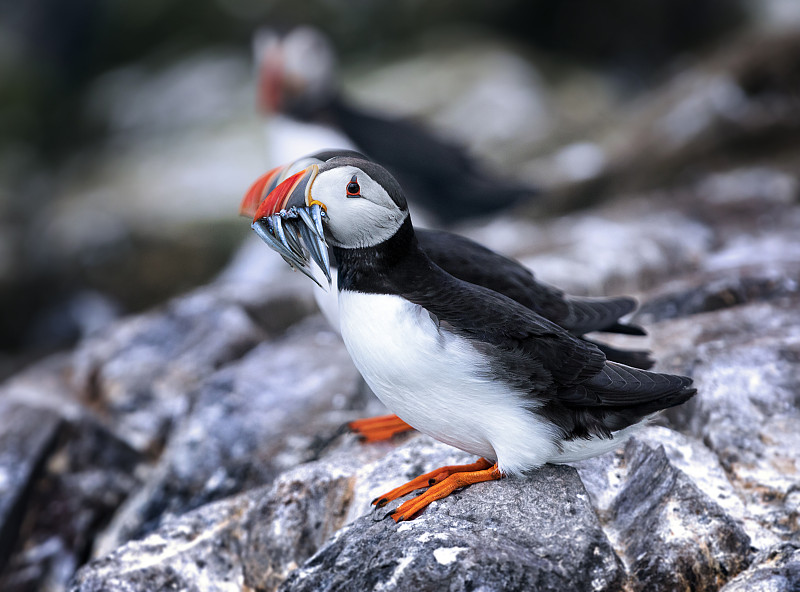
(346, 175, 361, 197)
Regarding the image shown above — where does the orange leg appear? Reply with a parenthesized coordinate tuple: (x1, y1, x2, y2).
(387, 461, 503, 522)
(348, 414, 414, 443)
(372, 457, 494, 508)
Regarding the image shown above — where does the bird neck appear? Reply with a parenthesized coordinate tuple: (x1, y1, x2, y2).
(292, 90, 344, 124)
(333, 216, 426, 294)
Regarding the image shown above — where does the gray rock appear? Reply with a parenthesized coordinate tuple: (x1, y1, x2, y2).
(22, 156, 800, 592)
(459, 199, 713, 296)
(575, 431, 755, 592)
(720, 543, 800, 592)
(643, 426, 777, 549)
(70, 289, 268, 453)
(281, 444, 625, 592)
(71, 439, 395, 592)
(240, 453, 374, 592)
(610, 439, 751, 591)
(71, 435, 626, 592)
(212, 235, 319, 326)
(93, 316, 364, 555)
(0, 401, 62, 574)
(576, 425, 769, 543)
(544, 31, 800, 205)
(649, 296, 800, 542)
(69, 488, 257, 592)
(0, 416, 142, 592)
(635, 176, 800, 324)
(638, 265, 800, 325)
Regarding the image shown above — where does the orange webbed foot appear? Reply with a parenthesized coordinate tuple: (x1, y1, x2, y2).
(348, 414, 414, 443)
(371, 458, 503, 522)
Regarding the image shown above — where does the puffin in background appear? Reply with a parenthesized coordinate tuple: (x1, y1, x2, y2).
(242, 150, 654, 442)
(254, 27, 538, 222)
(245, 155, 696, 520)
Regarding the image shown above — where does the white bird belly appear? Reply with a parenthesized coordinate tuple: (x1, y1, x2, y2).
(338, 291, 562, 474)
(313, 267, 340, 330)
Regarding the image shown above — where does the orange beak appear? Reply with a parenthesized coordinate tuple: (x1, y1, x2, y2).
(252, 165, 320, 221)
(246, 164, 329, 287)
(239, 165, 283, 218)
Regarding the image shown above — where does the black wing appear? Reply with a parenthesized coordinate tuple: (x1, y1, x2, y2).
(398, 261, 608, 390)
(545, 361, 696, 440)
(397, 257, 694, 440)
(416, 229, 650, 345)
(416, 229, 569, 319)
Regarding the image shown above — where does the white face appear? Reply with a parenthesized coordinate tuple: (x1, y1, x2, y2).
(309, 165, 408, 249)
(282, 27, 336, 101)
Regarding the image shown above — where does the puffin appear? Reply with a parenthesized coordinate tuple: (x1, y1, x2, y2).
(242, 150, 652, 361)
(246, 155, 697, 521)
(254, 27, 537, 222)
(242, 150, 654, 442)
(240, 149, 654, 442)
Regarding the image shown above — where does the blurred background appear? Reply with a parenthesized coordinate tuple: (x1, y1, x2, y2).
(1, 0, 799, 379)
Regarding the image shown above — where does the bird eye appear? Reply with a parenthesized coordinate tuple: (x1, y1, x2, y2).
(346, 175, 361, 197)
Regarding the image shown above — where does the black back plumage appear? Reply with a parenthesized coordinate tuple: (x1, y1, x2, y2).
(335, 218, 696, 442)
(349, 226, 654, 369)
(315, 152, 651, 367)
(415, 229, 646, 337)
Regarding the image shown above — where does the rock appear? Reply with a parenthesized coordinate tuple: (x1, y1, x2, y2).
(645, 426, 777, 549)
(577, 425, 775, 546)
(69, 488, 258, 592)
(72, 436, 626, 592)
(0, 401, 62, 574)
(720, 543, 800, 592)
(71, 439, 394, 592)
(545, 30, 800, 207)
(240, 453, 374, 592)
(647, 296, 800, 542)
(282, 458, 625, 592)
(637, 265, 800, 325)
(21, 150, 800, 592)
(460, 198, 713, 295)
(610, 439, 751, 591)
(211, 236, 319, 335)
(0, 263, 324, 590)
(70, 289, 268, 454)
(0, 416, 142, 592)
(576, 433, 754, 591)
(92, 316, 364, 555)
(66, 422, 792, 591)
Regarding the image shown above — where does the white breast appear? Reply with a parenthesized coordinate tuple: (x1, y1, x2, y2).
(312, 267, 340, 330)
(338, 291, 565, 475)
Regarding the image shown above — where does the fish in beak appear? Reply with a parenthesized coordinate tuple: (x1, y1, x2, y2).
(245, 164, 331, 287)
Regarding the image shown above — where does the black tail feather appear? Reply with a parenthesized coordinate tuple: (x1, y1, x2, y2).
(563, 296, 642, 335)
(603, 321, 647, 336)
(558, 362, 696, 408)
(587, 340, 654, 370)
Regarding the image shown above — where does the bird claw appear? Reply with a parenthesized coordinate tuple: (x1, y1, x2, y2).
(252, 205, 331, 285)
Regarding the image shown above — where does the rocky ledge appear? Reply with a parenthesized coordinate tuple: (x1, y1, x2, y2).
(3, 32, 800, 592)
(0, 156, 796, 591)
